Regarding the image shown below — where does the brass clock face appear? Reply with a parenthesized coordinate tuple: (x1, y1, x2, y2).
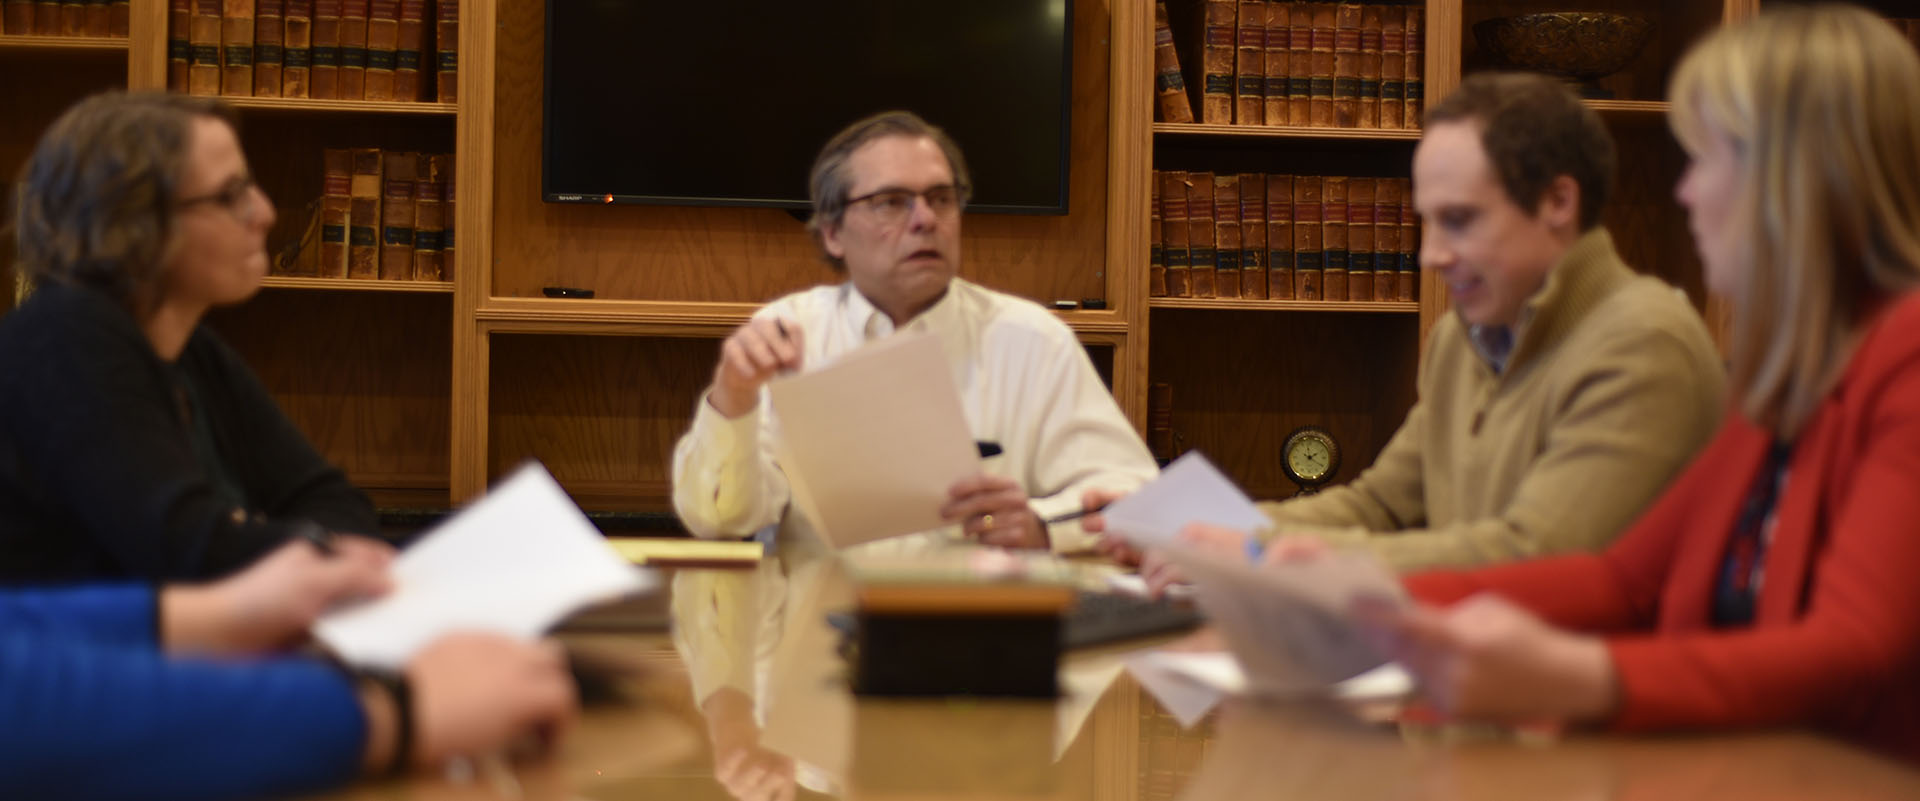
(1282, 426, 1341, 489)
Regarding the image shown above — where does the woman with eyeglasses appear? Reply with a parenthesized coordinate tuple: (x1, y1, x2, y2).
(1356, 4, 1920, 761)
(0, 91, 380, 581)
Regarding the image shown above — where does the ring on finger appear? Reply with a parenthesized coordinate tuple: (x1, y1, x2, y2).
(981, 513, 995, 531)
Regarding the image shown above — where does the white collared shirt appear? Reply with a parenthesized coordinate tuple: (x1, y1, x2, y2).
(670, 277, 1157, 557)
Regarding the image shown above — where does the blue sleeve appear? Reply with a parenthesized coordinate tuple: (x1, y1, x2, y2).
(0, 584, 156, 646)
(0, 635, 367, 801)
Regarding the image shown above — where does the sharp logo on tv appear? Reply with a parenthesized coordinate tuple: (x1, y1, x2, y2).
(542, 0, 1073, 215)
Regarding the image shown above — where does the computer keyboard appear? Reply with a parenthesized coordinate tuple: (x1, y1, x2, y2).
(1062, 590, 1203, 649)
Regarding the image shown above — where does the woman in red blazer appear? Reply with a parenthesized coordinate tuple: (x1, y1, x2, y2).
(1363, 5, 1920, 762)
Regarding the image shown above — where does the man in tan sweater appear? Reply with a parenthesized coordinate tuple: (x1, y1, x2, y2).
(1111, 73, 1724, 582)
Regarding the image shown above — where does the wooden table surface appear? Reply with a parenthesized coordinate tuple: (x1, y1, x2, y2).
(304, 557, 1920, 801)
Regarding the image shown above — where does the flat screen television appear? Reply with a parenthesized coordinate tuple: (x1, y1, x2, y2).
(542, 0, 1073, 214)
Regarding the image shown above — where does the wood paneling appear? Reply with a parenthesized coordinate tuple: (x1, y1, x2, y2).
(1146, 309, 1419, 501)
(1601, 120, 1705, 309)
(1461, 1, 1724, 104)
(205, 292, 453, 501)
(485, 0, 1113, 308)
(0, 48, 126, 315)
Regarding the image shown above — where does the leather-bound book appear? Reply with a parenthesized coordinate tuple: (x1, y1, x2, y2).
(58, 0, 79, 35)
(1379, 6, 1405, 130)
(394, 0, 424, 100)
(1147, 383, 1176, 462)
(1188, 171, 1217, 298)
(1358, 4, 1382, 128)
(1397, 177, 1417, 300)
(1200, 0, 1235, 124)
(108, 0, 125, 36)
(1162, 170, 1192, 298)
(1373, 175, 1400, 300)
(83, 0, 106, 36)
(1287, 3, 1312, 126)
(347, 147, 383, 279)
(319, 148, 352, 277)
(282, 0, 311, 97)
(253, 0, 283, 97)
(1234, 1, 1264, 125)
(411, 153, 448, 281)
(379, 151, 416, 279)
(1309, 3, 1336, 127)
(362, 0, 395, 100)
(440, 155, 454, 272)
(188, 0, 222, 95)
(433, 0, 456, 102)
(31, 0, 57, 34)
(1346, 177, 1375, 300)
(1213, 174, 1241, 298)
(166, 0, 189, 92)
(338, 0, 367, 99)
(1405, 7, 1423, 129)
(1266, 173, 1293, 299)
(221, 0, 254, 97)
(310, 0, 339, 98)
(4, 0, 33, 36)
(1332, 3, 1360, 127)
(1322, 175, 1348, 300)
(1262, 1, 1287, 126)
(1152, 3, 1193, 123)
(1149, 173, 1166, 297)
(1240, 171, 1267, 299)
(1292, 176, 1323, 300)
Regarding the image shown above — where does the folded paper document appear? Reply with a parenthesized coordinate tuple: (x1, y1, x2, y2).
(1098, 452, 1270, 547)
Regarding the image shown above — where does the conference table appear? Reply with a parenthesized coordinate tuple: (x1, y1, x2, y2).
(311, 550, 1920, 801)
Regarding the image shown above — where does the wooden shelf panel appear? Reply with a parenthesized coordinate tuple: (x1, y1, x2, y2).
(1153, 122, 1421, 142)
(475, 298, 1129, 336)
(222, 96, 457, 116)
(260, 276, 455, 293)
(1149, 298, 1420, 313)
(1586, 99, 1669, 116)
(0, 35, 129, 52)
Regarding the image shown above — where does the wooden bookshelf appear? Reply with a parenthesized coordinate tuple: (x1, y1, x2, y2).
(471, 299, 1129, 337)
(259, 276, 456, 293)
(1153, 122, 1422, 142)
(1149, 298, 1420, 314)
(221, 96, 457, 116)
(1587, 99, 1670, 116)
(0, 35, 130, 52)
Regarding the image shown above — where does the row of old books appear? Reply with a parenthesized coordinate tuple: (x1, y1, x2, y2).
(1151, 171, 1418, 302)
(278, 149, 453, 281)
(1, 0, 129, 36)
(1155, 0, 1423, 130)
(168, 0, 457, 102)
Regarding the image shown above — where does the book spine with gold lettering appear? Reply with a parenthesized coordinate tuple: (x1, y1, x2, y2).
(1346, 177, 1375, 300)
(1266, 173, 1293, 299)
(347, 147, 382, 279)
(1240, 172, 1267, 299)
(31, 0, 58, 34)
(412, 153, 448, 281)
(221, 0, 254, 97)
(1150, 174, 1166, 297)
(319, 148, 352, 278)
(1200, 0, 1235, 124)
(1293, 176, 1322, 300)
(165, 0, 189, 91)
(1332, 3, 1359, 128)
(1379, 5, 1405, 130)
(253, 0, 282, 96)
(1153, 2, 1194, 123)
(1373, 175, 1400, 301)
(338, 0, 367, 99)
(1213, 174, 1242, 298)
(1188, 171, 1217, 298)
(1322, 175, 1348, 300)
(310, 0, 339, 98)
(379, 151, 417, 279)
(1405, 7, 1423, 129)
(1397, 177, 1416, 300)
(282, 0, 311, 97)
(188, 0, 222, 95)
(1309, 3, 1335, 128)
(394, 0, 424, 100)
(1358, 4, 1381, 129)
(1234, 1, 1264, 126)
(363, 0, 396, 100)
(433, 0, 456, 102)
(1287, 3, 1311, 126)
(1162, 170, 1192, 298)
(1262, 2, 1288, 126)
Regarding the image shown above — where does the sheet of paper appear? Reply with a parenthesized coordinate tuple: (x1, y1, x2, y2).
(1098, 452, 1270, 547)
(1126, 650, 1413, 729)
(315, 464, 656, 670)
(1159, 545, 1405, 696)
(767, 331, 979, 548)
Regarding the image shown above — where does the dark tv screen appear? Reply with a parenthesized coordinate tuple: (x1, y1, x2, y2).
(543, 0, 1073, 214)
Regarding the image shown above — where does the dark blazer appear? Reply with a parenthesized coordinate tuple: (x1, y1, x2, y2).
(1408, 291, 1920, 763)
(0, 283, 375, 581)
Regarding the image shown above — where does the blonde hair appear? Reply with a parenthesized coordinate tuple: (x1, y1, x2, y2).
(1668, 4, 1920, 437)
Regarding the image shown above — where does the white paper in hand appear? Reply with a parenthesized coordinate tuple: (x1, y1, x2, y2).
(766, 331, 978, 548)
(314, 464, 655, 670)
(1099, 452, 1270, 547)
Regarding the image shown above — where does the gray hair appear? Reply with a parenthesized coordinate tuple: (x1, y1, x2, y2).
(805, 110, 971, 271)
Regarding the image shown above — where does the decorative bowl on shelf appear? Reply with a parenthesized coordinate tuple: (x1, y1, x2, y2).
(1473, 12, 1654, 99)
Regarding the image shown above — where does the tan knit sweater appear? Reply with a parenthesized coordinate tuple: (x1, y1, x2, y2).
(1260, 228, 1725, 572)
